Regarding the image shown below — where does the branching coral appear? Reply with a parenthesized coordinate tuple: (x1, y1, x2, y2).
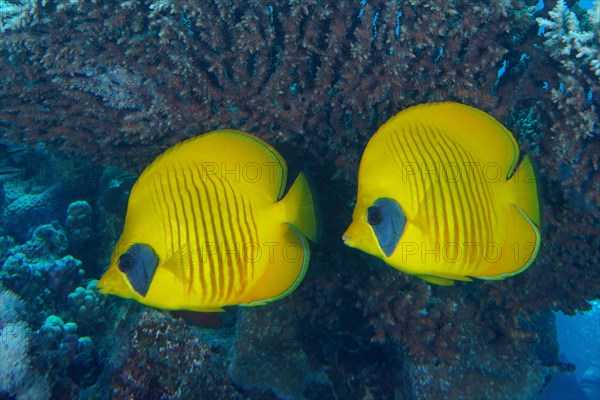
(0, 0, 43, 32)
(0, 0, 539, 173)
(537, 0, 600, 78)
(536, 0, 599, 211)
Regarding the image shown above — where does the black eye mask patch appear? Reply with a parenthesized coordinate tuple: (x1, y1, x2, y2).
(118, 243, 159, 297)
(367, 198, 406, 257)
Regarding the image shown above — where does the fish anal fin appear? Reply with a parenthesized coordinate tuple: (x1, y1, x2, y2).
(475, 204, 540, 279)
(508, 155, 540, 226)
(240, 225, 310, 306)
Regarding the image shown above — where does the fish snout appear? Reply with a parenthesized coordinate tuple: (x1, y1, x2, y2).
(342, 224, 358, 247)
(96, 265, 124, 295)
(96, 277, 110, 294)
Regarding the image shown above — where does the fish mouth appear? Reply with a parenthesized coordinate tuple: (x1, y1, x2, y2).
(342, 234, 354, 247)
(96, 278, 110, 294)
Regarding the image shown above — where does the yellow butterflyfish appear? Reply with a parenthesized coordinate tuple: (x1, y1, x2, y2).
(98, 130, 317, 311)
(343, 102, 541, 285)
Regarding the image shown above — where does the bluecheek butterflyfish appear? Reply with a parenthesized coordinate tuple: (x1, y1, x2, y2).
(343, 102, 541, 286)
(98, 130, 317, 310)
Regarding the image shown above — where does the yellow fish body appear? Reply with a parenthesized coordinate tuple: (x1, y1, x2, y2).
(98, 130, 317, 311)
(343, 102, 541, 285)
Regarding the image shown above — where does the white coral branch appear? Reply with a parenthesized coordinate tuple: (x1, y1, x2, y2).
(537, 0, 600, 79)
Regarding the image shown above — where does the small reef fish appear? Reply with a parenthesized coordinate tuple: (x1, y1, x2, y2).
(343, 102, 541, 285)
(98, 130, 317, 311)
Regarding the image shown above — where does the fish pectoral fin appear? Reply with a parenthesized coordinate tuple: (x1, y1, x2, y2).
(163, 243, 196, 282)
(240, 225, 310, 306)
(412, 183, 436, 235)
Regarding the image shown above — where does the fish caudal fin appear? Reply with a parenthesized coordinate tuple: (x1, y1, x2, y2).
(281, 172, 318, 243)
(510, 155, 541, 227)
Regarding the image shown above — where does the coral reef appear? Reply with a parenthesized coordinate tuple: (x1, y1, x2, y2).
(1, 223, 84, 314)
(36, 314, 102, 395)
(229, 307, 311, 399)
(390, 296, 551, 399)
(107, 309, 243, 400)
(65, 200, 93, 244)
(0, 167, 120, 397)
(0, 285, 51, 399)
(67, 280, 105, 323)
(0, 321, 51, 400)
(0, 0, 541, 173)
(0, 0, 598, 399)
(536, 0, 599, 212)
(39, 315, 77, 344)
(2, 183, 71, 242)
(0, 284, 25, 328)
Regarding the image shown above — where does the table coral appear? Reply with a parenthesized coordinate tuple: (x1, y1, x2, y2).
(0, 0, 540, 172)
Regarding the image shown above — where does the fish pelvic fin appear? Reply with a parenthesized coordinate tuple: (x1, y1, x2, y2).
(419, 275, 455, 286)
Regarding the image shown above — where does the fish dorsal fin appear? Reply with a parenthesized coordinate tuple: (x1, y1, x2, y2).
(389, 102, 520, 181)
(138, 130, 288, 202)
